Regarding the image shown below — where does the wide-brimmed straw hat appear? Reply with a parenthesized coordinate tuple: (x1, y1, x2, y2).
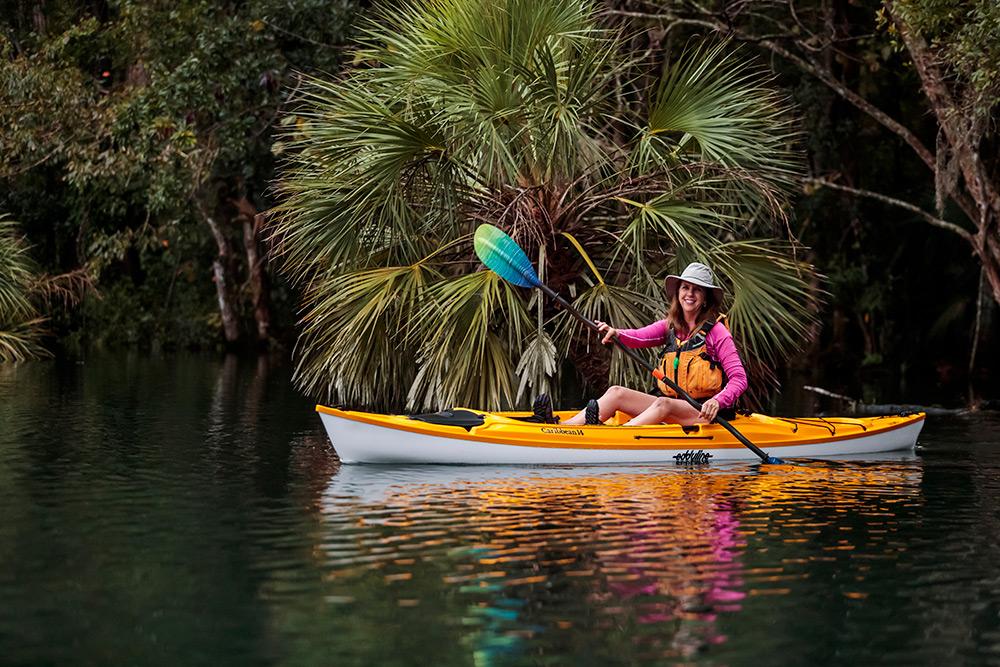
(664, 262, 724, 302)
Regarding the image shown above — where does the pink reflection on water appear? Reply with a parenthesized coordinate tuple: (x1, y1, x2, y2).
(594, 494, 747, 655)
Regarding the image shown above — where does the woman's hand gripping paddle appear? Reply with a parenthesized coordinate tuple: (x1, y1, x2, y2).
(473, 223, 783, 465)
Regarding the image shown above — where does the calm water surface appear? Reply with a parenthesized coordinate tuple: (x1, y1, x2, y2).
(2, 355, 1000, 665)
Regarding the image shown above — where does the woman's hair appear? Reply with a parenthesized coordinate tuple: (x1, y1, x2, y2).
(666, 282, 722, 335)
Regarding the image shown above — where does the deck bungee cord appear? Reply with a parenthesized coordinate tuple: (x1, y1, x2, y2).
(773, 417, 870, 435)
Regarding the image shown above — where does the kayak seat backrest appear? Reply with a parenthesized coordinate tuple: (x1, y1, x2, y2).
(407, 409, 486, 431)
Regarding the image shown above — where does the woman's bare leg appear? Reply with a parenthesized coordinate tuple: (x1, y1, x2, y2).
(624, 397, 702, 426)
(562, 386, 658, 425)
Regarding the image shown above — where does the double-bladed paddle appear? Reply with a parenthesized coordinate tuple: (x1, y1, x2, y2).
(473, 223, 783, 465)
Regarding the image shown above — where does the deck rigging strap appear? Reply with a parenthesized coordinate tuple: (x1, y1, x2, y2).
(775, 417, 835, 435)
(407, 410, 485, 430)
(773, 417, 869, 435)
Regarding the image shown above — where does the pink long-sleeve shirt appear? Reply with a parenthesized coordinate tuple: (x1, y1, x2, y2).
(616, 320, 748, 408)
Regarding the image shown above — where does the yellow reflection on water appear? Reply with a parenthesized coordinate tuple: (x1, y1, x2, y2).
(319, 458, 923, 659)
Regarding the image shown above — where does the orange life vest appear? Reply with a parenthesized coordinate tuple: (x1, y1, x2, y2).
(656, 316, 727, 399)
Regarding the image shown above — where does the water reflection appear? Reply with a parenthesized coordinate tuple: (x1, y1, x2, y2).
(319, 456, 923, 662)
(7, 356, 1000, 664)
(0, 354, 331, 665)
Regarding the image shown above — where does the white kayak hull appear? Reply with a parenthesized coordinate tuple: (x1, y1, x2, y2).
(317, 407, 925, 465)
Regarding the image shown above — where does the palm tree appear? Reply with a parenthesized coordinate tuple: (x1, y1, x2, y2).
(271, 0, 819, 411)
(0, 216, 47, 362)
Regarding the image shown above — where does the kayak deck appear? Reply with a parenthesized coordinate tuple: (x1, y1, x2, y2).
(316, 405, 925, 465)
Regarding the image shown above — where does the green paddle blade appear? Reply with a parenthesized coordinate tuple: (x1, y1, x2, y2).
(473, 224, 541, 289)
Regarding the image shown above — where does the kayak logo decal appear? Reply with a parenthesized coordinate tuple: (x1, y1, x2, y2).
(673, 450, 713, 465)
(540, 427, 585, 436)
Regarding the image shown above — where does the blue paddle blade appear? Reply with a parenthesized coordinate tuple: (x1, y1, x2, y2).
(473, 224, 541, 289)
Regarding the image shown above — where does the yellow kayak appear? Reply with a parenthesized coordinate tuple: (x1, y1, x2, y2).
(316, 405, 925, 464)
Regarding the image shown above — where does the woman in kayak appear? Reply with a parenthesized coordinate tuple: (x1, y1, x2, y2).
(562, 262, 747, 426)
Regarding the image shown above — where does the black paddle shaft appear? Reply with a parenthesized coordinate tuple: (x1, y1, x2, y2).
(538, 284, 776, 464)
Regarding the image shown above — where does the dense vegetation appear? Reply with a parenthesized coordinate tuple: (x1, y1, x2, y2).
(2, 0, 997, 408)
(630, 0, 1000, 404)
(1, 0, 356, 349)
(271, 0, 818, 411)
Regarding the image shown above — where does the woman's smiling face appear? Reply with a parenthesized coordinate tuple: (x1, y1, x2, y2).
(677, 280, 706, 316)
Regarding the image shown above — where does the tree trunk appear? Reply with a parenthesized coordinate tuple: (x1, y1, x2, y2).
(975, 237, 1000, 306)
(232, 196, 272, 346)
(648, 1, 1000, 307)
(32, 0, 47, 35)
(198, 200, 241, 345)
(210, 255, 240, 344)
(243, 213, 271, 346)
(889, 4, 1000, 306)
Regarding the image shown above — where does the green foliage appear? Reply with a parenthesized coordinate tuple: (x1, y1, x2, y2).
(294, 261, 439, 409)
(273, 0, 820, 410)
(0, 0, 358, 349)
(73, 236, 221, 350)
(886, 0, 1000, 117)
(644, 0, 999, 398)
(0, 217, 48, 362)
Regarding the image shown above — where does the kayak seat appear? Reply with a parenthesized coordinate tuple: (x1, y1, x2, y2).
(407, 409, 486, 431)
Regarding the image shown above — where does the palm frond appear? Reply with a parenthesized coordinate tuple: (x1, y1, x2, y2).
(0, 217, 38, 319)
(616, 190, 731, 274)
(273, 1, 819, 411)
(407, 270, 534, 410)
(554, 281, 660, 390)
(516, 242, 560, 402)
(515, 330, 558, 402)
(636, 40, 802, 223)
(272, 78, 466, 278)
(709, 240, 821, 371)
(31, 268, 95, 310)
(644, 40, 800, 171)
(294, 261, 440, 408)
(0, 319, 49, 363)
(0, 216, 47, 362)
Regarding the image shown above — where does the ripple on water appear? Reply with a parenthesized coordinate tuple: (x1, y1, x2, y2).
(310, 458, 942, 662)
(6, 359, 1000, 665)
